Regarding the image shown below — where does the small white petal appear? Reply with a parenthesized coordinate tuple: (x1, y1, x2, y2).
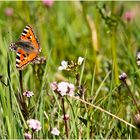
(137, 52, 140, 60)
(137, 61, 140, 66)
(58, 66, 64, 70)
(58, 61, 68, 70)
(61, 92, 66, 96)
(61, 61, 68, 67)
(51, 128, 60, 136)
(78, 57, 84, 65)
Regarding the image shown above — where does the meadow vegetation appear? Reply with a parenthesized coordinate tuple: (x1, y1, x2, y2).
(0, 1, 140, 139)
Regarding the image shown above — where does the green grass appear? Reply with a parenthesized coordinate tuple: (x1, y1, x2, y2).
(0, 1, 140, 139)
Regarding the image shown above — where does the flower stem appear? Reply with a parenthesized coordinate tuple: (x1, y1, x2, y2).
(19, 70, 29, 120)
(19, 70, 23, 94)
(124, 81, 140, 114)
(19, 70, 25, 104)
(62, 97, 69, 139)
(7, 58, 12, 109)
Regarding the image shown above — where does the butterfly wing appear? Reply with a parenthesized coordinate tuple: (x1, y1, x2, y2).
(16, 49, 38, 70)
(15, 25, 41, 70)
(20, 24, 41, 52)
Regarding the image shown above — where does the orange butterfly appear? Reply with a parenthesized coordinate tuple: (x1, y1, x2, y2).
(10, 25, 41, 70)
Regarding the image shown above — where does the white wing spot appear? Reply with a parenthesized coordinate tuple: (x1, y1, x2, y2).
(16, 59, 20, 63)
(17, 53, 21, 57)
(16, 64, 19, 67)
(22, 33, 26, 36)
(24, 29, 29, 32)
(26, 25, 30, 29)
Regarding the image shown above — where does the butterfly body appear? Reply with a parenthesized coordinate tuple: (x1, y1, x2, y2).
(10, 25, 41, 70)
(10, 40, 38, 53)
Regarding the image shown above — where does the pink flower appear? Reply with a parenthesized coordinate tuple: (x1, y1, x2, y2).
(51, 128, 60, 136)
(68, 83, 75, 96)
(24, 132, 32, 139)
(23, 91, 34, 98)
(51, 81, 75, 96)
(57, 82, 69, 96)
(50, 82, 57, 91)
(62, 114, 69, 121)
(4, 7, 13, 16)
(42, 0, 54, 7)
(124, 11, 133, 22)
(119, 72, 127, 81)
(27, 119, 41, 132)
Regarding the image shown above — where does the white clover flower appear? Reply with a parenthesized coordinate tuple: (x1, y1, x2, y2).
(51, 128, 60, 136)
(77, 56, 84, 65)
(58, 61, 68, 70)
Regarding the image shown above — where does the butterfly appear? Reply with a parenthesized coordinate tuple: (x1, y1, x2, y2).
(10, 24, 41, 70)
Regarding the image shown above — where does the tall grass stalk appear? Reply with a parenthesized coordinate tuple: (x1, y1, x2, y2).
(93, 71, 111, 102)
(62, 97, 69, 139)
(123, 80, 140, 114)
(71, 96, 136, 129)
(111, 30, 119, 85)
(38, 49, 52, 137)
